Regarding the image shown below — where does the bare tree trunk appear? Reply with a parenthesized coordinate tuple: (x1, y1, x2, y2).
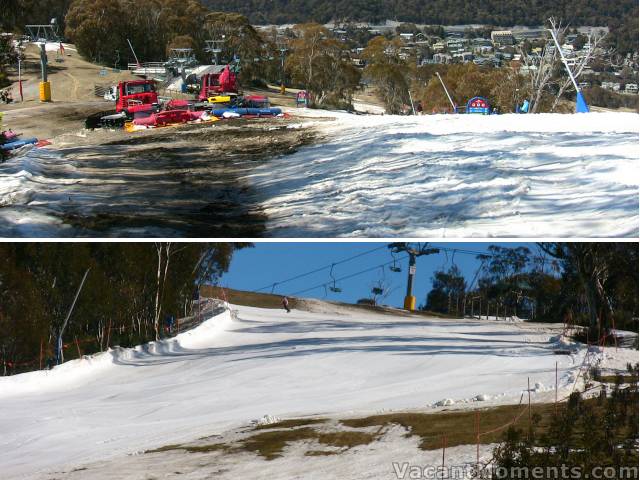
(153, 243, 164, 340)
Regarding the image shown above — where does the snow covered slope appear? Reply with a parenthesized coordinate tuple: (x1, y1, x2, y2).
(0, 303, 635, 479)
(250, 111, 639, 237)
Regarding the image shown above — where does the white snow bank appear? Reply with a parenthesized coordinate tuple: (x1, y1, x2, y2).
(0, 307, 232, 399)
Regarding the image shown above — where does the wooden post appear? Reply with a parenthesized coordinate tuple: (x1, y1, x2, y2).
(106, 318, 112, 350)
(74, 336, 82, 358)
(442, 435, 446, 469)
(555, 361, 558, 414)
(475, 410, 480, 466)
(528, 377, 532, 438)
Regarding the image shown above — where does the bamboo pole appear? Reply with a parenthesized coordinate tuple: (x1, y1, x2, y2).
(528, 377, 532, 438)
(106, 318, 112, 350)
(74, 336, 81, 358)
(555, 361, 558, 414)
(442, 434, 446, 469)
(475, 411, 480, 466)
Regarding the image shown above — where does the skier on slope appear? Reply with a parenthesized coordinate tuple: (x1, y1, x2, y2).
(281, 296, 291, 313)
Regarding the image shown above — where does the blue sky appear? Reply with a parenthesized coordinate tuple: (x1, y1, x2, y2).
(220, 242, 538, 308)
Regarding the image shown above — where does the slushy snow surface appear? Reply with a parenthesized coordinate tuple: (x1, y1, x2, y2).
(249, 111, 639, 237)
(0, 111, 637, 237)
(0, 303, 636, 479)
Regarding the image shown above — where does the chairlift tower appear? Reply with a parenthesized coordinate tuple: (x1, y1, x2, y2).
(205, 39, 225, 65)
(388, 243, 440, 311)
(165, 48, 198, 77)
(25, 22, 60, 43)
(26, 19, 60, 102)
(278, 45, 288, 95)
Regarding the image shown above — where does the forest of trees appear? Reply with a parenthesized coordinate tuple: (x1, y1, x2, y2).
(1, 0, 636, 110)
(422, 243, 638, 340)
(206, 1, 637, 37)
(2, 0, 637, 57)
(0, 243, 248, 375)
(4, 0, 636, 31)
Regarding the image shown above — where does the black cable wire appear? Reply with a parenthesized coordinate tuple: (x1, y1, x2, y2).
(290, 255, 409, 296)
(254, 244, 389, 292)
(429, 244, 555, 265)
(260, 244, 556, 299)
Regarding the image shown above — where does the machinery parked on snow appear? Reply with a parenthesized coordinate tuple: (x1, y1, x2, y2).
(86, 65, 282, 131)
(87, 79, 159, 128)
(115, 79, 159, 114)
(197, 65, 238, 101)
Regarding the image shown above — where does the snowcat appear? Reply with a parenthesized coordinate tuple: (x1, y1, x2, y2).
(87, 79, 159, 129)
(198, 65, 238, 101)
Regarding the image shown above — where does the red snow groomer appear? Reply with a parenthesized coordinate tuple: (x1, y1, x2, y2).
(198, 65, 238, 101)
(86, 79, 159, 129)
(115, 79, 159, 115)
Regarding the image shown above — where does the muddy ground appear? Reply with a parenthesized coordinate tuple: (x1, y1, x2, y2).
(0, 43, 338, 237)
(0, 115, 322, 237)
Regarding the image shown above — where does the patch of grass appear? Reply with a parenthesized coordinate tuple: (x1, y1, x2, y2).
(341, 403, 558, 451)
(145, 443, 228, 455)
(199, 287, 300, 310)
(240, 426, 379, 460)
(255, 418, 327, 430)
(183, 444, 228, 454)
(241, 427, 317, 460)
(305, 450, 340, 456)
(316, 431, 377, 449)
(144, 444, 185, 453)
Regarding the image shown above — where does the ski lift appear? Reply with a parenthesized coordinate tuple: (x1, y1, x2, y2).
(389, 252, 402, 273)
(328, 263, 342, 293)
(372, 266, 386, 296)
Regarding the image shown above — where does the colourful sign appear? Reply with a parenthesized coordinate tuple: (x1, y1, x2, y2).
(466, 96, 491, 114)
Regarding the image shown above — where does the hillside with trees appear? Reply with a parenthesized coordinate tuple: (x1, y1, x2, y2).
(422, 243, 639, 339)
(204, 0, 636, 29)
(0, 243, 248, 375)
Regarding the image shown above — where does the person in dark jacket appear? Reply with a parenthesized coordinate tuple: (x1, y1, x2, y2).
(281, 296, 291, 313)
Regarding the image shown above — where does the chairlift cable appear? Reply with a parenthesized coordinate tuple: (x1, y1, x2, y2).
(291, 255, 409, 297)
(254, 244, 388, 292)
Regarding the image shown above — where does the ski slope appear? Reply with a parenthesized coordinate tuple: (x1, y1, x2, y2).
(0, 111, 636, 238)
(0, 303, 635, 479)
(249, 111, 639, 237)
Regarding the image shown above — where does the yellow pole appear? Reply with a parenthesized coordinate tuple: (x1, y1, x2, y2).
(39, 81, 52, 102)
(39, 43, 52, 102)
(404, 295, 416, 311)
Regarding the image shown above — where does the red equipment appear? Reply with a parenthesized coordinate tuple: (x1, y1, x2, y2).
(115, 80, 158, 115)
(198, 65, 238, 101)
(132, 109, 204, 127)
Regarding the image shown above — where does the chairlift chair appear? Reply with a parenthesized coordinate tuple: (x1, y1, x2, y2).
(389, 252, 402, 273)
(371, 287, 384, 296)
(328, 264, 342, 293)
